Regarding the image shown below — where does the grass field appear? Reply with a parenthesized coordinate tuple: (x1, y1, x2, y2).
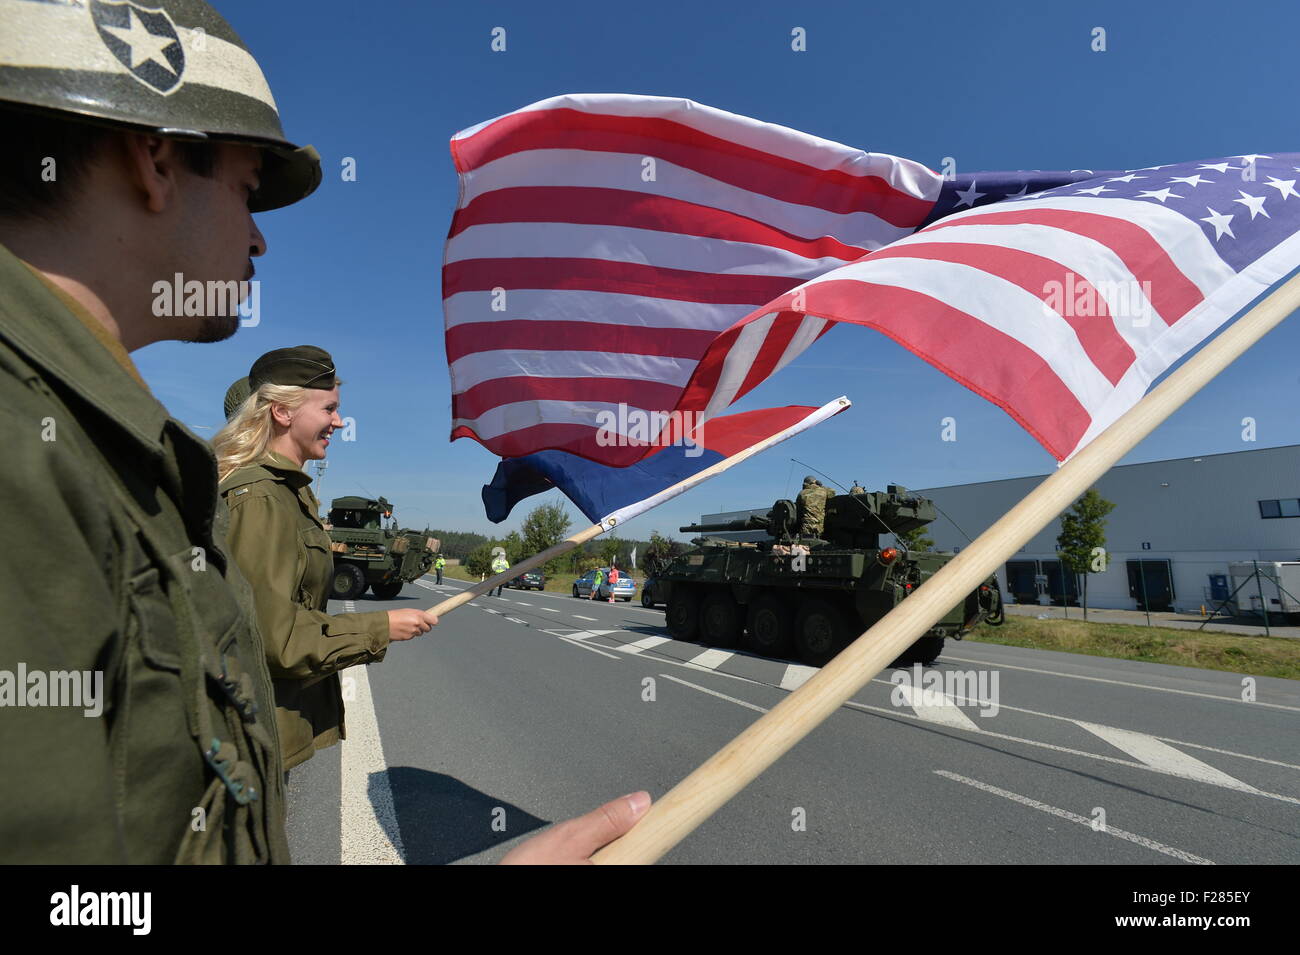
(967, 614, 1300, 680)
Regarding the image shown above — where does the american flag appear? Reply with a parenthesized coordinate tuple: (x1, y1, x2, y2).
(443, 93, 1298, 483)
(679, 153, 1300, 461)
(443, 93, 1093, 467)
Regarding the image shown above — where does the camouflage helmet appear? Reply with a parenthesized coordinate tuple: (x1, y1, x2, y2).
(803, 475, 817, 487)
(223, 376, 251, 420)
(0, 0, 321, 212)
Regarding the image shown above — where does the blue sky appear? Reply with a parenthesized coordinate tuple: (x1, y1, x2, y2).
(136, 0, 1300, 544)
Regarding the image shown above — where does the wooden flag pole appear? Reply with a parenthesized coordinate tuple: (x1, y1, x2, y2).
(426, 397, 852, 618)
(592, 272, 1300, 865)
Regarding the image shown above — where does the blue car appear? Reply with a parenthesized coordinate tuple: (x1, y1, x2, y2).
(572, 568, 636, 601)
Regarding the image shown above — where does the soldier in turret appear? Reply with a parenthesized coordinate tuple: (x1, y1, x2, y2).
(795, 476, 835, 538)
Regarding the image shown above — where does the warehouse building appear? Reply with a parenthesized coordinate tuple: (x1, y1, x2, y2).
(696, 444, 1299, 615)
(917, 444, 1300, 613)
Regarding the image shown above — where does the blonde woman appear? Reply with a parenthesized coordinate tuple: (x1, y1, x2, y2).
(213, 345, 437, 770)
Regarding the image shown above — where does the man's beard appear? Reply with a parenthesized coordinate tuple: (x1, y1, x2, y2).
(189, 313, 241, 343)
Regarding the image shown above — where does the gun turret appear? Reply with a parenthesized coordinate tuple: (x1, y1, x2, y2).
(823, 484, 936, 548)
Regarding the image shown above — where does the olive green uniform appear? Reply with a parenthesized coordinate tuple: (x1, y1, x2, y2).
(220, 453, 390, 769)
(796, 481, 835, 538)
(0, 244, 287, 863)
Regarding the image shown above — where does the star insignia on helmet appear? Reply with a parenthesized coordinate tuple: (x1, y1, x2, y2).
(90, 0, 186, 95)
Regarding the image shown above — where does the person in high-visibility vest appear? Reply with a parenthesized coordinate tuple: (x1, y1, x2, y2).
(491, 553, 510, 596)
(606, 564, 620, 603)
(434, 555, 445, 585)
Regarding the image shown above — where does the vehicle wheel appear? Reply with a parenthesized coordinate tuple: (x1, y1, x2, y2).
(331, 563, 366, 601)
(665, 586, 700, 641)
(572, 585, 580, 598)
(622, 596, 632, 602)
(700, 591, 742, 647)
(746, 595, 794, 658)
(370, 579, 403, 600)
(892, 635, 944, 667)
(794, 598, 849, 667)
(641, 589, 656, 608)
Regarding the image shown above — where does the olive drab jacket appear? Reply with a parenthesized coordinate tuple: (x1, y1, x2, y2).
(220, 454, 390, 769)
(0, 244, 288, 864)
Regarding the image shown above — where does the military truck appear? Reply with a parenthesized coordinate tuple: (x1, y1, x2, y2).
(660, 485, 1003, 667)
(325, 496, 439, 600)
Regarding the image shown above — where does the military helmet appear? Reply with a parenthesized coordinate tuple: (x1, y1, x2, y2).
(803, 475, 817, 487)
(0, 0, 320, 211)
(223, 376, 251, 420)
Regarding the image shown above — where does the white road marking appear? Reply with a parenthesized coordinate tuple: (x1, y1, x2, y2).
(573, 615, 598, 621)
(933, 770, 1215, 865)
(616, 635, 673, 654)
(779, 664, 818, 691)
(841, 700, 1300, 807)
(943, 654, 1300, 713)
(482, 608, 501, 615)
(559, 637, 621, 660)
(505, 617, 528, 625)
(540, 607, 560, 612)
(514, 602, 533, 607)
(864, 675, 1300, 772)
(685, 648, 734, 671)
(340, 664, 405, 865)
(547, 629, 622, 641)
(1074, 722, 1262, 793)
(661, 673, 770, 714)
(895, 684, 980, 731)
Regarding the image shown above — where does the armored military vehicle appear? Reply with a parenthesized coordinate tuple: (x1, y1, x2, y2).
(325, 496, 439, 600)
(662, 485, 1003, 666)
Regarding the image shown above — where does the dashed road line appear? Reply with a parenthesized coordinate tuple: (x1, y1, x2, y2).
(660, 673, 770, 714)
(559, 637, 622, 660)
(505, 617, 528, 625)
(942, 654, 1300, 713)
(573, 614, 598, 622)
(933, 770, 1215, 865)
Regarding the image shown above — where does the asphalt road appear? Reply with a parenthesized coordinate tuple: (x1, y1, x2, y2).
(285, 575, 1300, 865)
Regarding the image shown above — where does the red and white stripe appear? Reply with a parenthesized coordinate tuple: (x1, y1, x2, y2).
(678, 193, 1285, 461)
(443, 93, 941, 463)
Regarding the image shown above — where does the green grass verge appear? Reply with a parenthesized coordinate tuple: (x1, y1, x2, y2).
(967, 614, 1300, 680)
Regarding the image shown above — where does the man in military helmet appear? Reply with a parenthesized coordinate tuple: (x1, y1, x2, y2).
(795, 475, 835, 538)
(0, 0, 648, 865)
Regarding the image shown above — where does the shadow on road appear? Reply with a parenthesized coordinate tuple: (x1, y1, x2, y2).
(386, 767, 549, 864)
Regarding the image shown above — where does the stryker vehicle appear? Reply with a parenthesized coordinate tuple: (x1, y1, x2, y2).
(325, 496, 439, 600)
(662, 485, 1003, 666)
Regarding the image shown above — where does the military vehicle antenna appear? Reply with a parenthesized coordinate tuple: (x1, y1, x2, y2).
(789, 457, 905, 548)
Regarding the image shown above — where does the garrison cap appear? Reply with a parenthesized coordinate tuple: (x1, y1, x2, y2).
(223, 376, 251, 420)
(248, 345, 336, 390)
(0, 0, 321, 211)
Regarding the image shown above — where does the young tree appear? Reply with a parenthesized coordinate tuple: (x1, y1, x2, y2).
(644, 530, 683, 575)
(521, 502, 572, 575)
(599, 535, 623, 567)
(893, 525, 936, 552)
(1056, 488, 1116, 620)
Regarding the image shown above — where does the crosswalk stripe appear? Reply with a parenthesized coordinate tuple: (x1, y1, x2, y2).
(894, 684, 980, 731)
(779, 663, 817, 691)
(1074, 722, 1262, 792)
(617, 635, 673, 654)
(685, 648, 734, 671)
